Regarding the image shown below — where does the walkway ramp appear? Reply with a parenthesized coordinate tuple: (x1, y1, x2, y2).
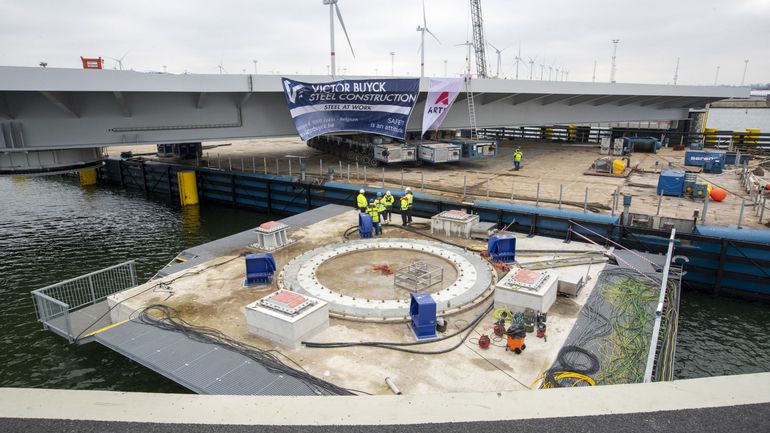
(92, 320, 321, 395)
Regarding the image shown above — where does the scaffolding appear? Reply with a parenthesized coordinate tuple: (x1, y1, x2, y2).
(394, 261, 444, 293)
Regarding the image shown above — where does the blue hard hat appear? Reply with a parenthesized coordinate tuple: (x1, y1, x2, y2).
(369, 199, 375, 203)
(376, 192, 382, 197)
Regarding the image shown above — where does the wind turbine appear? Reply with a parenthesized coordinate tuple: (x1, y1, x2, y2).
(416, 0, 441, 78)
(108, 51, 130, 70)
(217, 56, 226, 74)
(513, 43, 523, 80)
(528, 56, 537, 80)
(322, 0, 355, 79)
(487, 42, 507, 77)
(455, 41, 474, 76)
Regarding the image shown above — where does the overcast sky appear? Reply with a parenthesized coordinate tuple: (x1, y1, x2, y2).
(1, 0, 768, 86)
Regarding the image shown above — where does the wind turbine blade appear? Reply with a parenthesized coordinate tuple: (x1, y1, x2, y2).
(334, 4, 356, 58)
(488, 41, 499, 51)
(422, 0, 427, 28)
(426, 28, 441, 44)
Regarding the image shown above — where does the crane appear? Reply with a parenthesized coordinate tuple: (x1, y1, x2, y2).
(469, 0, 488, 78)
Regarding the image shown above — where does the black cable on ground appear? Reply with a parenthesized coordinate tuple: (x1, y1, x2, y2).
(556, 345, 601, 376)
(134, 304, 354, 396)
(303, 303, 493, 355)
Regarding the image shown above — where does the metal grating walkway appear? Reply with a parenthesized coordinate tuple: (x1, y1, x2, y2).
(93, 320, 320, 395)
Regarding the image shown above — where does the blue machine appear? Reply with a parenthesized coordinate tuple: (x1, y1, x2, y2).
(358, 213, 373, 238)
(657, 169, 685, 197)
(691, 183, 709, 200)
(684, 150, 726, 168)
(488, 233, 516, 263)
(410, 293, 437, 340)
(703, 159, 723, 174)
(244, 253, 276, 286)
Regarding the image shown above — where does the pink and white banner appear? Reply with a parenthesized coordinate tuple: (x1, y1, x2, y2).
(421, 78, 462, 137)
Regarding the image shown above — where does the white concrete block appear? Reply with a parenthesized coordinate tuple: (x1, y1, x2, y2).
(431, 211, 480, 239)
(494, 268, 558, 313)
(244, 290, 329, 349)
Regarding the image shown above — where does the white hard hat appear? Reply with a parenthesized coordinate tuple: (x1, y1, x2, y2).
(386, 190, 391, 194)
(359, 189, 365, 193)
(406, 187, 412, 192)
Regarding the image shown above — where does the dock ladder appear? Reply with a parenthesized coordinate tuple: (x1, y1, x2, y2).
(465, 75, 478, 139)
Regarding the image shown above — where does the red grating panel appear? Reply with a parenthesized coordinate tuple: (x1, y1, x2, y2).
(512, 269, 542, 285)
(270, 291, 306, 308)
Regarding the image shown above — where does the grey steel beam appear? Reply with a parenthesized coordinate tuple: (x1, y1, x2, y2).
(592, 95, 628, 106)
(39, 91, 78, 117)
(615, 95, 649, 106)
(512, 93, 551, 105)
(568, 94, 608, 106)
(112, 91, 131, 117)
(0, 92, 12, 119)
(480, 93, 519, 106)
(639, 96, 671, 106)
(663, 97, 712, 109)
(540, 94, 580, 106)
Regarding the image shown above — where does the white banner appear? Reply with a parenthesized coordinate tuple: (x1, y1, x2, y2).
(421, 78, 462, 137)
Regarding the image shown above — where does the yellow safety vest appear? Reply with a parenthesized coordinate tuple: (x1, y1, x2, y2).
(406, 192, 413, 205)
(400, 197, 410, 211)
(357, 193, 367, 208)
(514, 151, 523, 162)
(383, 194, 395, 206)
(375, 198, 386, 212)
(367, 205, 380, 221)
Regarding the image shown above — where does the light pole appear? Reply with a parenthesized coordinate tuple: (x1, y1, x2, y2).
(390, 52, 396, 76)
(592, 60, 597, 83)
(714, 65, 720, 85)
(444, 60, 448, 76)
(610, 39, 619, 83)
(253, 60, 258, 74)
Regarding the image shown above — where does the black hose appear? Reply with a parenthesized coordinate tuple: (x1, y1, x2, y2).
(556, 345, 601, 376)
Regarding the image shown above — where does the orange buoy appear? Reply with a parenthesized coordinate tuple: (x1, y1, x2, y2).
(710, 187, 728, 202)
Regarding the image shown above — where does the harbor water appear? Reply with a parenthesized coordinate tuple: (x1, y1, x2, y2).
(0, 175, 768, 391)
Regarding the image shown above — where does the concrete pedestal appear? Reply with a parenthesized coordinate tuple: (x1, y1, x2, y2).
(244, 290, 328, 348)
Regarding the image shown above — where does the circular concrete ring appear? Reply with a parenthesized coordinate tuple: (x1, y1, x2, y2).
(278, 238, 495, 322)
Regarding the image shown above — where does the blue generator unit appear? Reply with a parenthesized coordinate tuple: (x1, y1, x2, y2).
(358, 213, 373, 238)
(244, 253, 276, 287)
(657, 169, 685, 197)
(410, 293, 437, 340)
(684, 150, 726, 168)
(488, 233, 516, 263)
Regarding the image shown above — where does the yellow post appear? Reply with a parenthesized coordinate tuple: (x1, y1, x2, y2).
(177, 171, 199, 206)
(79, 168, 97, 186)
(544, 126, 553, 140)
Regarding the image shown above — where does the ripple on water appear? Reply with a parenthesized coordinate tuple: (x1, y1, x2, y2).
(0, 176, 264, 392)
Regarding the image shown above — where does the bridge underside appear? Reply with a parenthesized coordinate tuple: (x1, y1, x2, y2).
(0, 67, 747, 174)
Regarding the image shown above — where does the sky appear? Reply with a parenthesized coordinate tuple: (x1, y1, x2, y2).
(1, 0, 768, 86)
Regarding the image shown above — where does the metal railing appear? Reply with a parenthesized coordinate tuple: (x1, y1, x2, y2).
(31, 260, 138, 341)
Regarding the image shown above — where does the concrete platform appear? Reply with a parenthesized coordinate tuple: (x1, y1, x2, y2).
(107, 209, 610, 395)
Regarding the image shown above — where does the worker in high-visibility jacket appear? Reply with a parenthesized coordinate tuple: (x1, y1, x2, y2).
(367, 199, 382, 235)
(404, 187, 414, 225)
(400, 195, 410, 226)
(382, 190, 395, 223)
(513, 148, 523, 170)
(374, 192, 386, 224)
(356, 188, 367, 212)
